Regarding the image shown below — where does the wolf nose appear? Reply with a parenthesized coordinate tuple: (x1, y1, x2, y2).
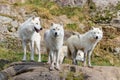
(96, 36, 98, 39)
(40, 28, 42, 30)
(55, 32, 57, 36)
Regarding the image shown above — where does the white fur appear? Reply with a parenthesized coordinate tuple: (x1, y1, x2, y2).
(58, 48, 84, 64)
(75, 50, 84, 62)
(48, 46, 68, 64)
(66, 27, 103, 67)
(44, 23, 64, 70)
(58, 46, 68, 64)
(18, 17, 42, 62)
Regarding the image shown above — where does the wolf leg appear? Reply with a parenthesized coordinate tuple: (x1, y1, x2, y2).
(22, 40, 27, 61)
(55, 50, 60, 70)
(49, 51, 55, 70)
(30, 41, 34, 61)
(35, 39, 41, 62)
(83, 50, 87, 67)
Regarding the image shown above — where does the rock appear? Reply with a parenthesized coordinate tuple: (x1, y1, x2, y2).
(55, 0, 119, 10)
(11, 20, 19, 28)
(111, 36, 120, 55)
(0, 16, 12, 24)
(10, 27, 16, 32)
(1, 62, 120, 80)
(110, 18, 120, 28)
(92, 0, 119, 9)
(0, 72, 8, 80)
(114, 47, 120, 55)
(57, 15, 73, 25)
(55, 0, 87, 7)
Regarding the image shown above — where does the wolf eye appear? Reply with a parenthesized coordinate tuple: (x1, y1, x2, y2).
(36, 23, 38, 25)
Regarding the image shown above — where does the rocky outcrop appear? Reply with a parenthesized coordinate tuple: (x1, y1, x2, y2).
(111, 36, 120, 55)
(55, 0, 120, 9)
(1, 62, 120, 80)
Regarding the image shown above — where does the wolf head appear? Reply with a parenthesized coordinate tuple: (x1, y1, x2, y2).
(75, 50, 84, 61)
(31, 17, 42, 33)
(50, 23, 64, 38)
(89, 27, 103, 41)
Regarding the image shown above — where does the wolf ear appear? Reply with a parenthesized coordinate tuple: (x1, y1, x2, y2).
(32, 16, 35, 20)
(37, 17, 40, 20)
(91, 26, 95, 30)
(31, 16, 35, 23)
(60, 22, 63, 26)
(99, 27, 102, 31)
(51, 23, 54, 26)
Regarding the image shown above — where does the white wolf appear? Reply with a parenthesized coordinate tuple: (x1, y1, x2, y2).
(58, 46, 84, 64)
(58, 46, 68, 64)
(75, 50, 84, 62)
(44, 23, 64, 70)
(18, 17, 42, 62)
(47, 45, 68, 64)
(66, 27, 103, 67)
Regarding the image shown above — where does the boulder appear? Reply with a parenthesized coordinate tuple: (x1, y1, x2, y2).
(1, 62, 120, 80)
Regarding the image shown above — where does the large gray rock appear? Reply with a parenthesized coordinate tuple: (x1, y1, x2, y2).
(55, 0, 120, 9)
(55, 0, 87, 7)
(93, 0, 119, 9)
(1, 62, 120, 80)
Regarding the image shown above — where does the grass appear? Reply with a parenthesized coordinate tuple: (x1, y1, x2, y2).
(65, 72, 84, 80)
(0, 47, 48, 71)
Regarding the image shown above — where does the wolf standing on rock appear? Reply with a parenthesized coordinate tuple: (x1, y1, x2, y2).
(44, 23, 64, 70)
(66, 27, 103, 67)
(18, 17, 42, 62)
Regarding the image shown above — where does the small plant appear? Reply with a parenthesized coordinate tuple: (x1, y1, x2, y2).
(65, 72, 84, 80)
(66, 23, 77, 30)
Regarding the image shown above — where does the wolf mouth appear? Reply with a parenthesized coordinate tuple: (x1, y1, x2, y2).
(34, 27, 40, 33)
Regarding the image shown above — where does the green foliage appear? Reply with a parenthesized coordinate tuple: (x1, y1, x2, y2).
(0, 47, 48, 70)
(116, 2, 120, 10)
(26, 0, 55, 8)
(50, 6, 84, 18)
(66, 23, 77, 30)
(90, 10, 113, 23)
(66, 72, 84, 80)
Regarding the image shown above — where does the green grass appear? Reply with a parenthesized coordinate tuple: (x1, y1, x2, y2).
(65, 72, 84, 80)
(66, 23, 77, 30)
(0, 47, 48, 70)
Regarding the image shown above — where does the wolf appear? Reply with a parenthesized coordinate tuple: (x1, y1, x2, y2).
(44, 23, 64, 70)
(47, 45, 68, 64)
(66, 27, 103, 67)
(75, 50, 84, 62)
(18, 17, 42, 62)
(58, 46, 84, 64)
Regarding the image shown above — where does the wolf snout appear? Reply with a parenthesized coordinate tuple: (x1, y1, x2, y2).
(40, 28, 42, 30)
(34, 27, 43, 33)
(55, 32, 57, 36)
(96, 36, 98, 39)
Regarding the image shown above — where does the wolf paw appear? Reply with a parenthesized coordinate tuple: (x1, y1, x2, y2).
(55, 65, 61, 71)
(88, 65, 93, 68)
(49, 66, 55, 71)
(38, 59, 41, 62)
(30, 60, 35, 62)
(22, 60, 26, 62)
(83, 63, 87, 67)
